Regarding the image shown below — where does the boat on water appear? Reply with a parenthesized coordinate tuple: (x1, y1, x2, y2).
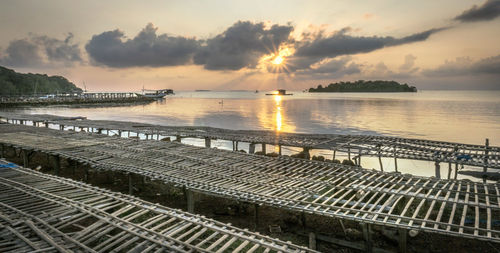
(136, 89, 174, 98)
(265, 89, 293, 96)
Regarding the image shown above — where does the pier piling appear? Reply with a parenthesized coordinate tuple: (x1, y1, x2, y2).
(308, 232, 317, 250)
(361, 223, 373, 253)
(435, 161, 441, 179)
(249, 143, 255, 154)
(398, 228, 407, 253)
(186, 189, 194, 213)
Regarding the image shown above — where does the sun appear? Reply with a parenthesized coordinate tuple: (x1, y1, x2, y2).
(257, 45, 295, 73)
(272, 55, 284, 65)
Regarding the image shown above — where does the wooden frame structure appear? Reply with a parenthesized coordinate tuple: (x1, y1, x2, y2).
(0, 113, 497, 174)
(0, 159, 315, 252)
(0, 123, 498, 246)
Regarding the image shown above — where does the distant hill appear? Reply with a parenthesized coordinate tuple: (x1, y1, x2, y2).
(0, 66, 82, 96)
(308, 80, 417, 92)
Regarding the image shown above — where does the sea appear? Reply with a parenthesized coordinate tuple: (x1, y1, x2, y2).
(8, 90, 500, 180)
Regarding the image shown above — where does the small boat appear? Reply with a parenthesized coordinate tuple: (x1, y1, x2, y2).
(266, 89, 293, 96)
(136, 88, 174, 98)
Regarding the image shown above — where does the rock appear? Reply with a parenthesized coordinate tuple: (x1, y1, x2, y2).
(345, 228, 363, 240)
(342, 159, 355, 166)
(409, 229, 419, 237)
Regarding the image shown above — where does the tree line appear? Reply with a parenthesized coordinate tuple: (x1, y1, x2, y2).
(0, 66, 82, 96)
(308, 80, 417, 92)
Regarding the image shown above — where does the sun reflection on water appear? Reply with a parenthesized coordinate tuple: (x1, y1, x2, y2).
(274, 95, 282, 132)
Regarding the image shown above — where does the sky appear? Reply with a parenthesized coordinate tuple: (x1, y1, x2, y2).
(0, 0, 499, 91)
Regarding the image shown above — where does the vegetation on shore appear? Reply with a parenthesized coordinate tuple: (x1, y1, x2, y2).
(308, 80, 417, 92)
(0, 66, 82, 96)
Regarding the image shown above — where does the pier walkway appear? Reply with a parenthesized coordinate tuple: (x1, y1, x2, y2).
(0, 93, 154, 107)
(0, 123, 499, 246)
(0, 159, 314, 253)
(0, 112, 498, 176)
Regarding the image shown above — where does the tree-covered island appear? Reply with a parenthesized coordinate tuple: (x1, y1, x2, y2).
(308, 80, 417, 92)
(0, 66, 82, 96)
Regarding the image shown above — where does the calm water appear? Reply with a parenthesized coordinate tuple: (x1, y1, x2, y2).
(9, 90, 500, 179)
(16, 90, 500, 145)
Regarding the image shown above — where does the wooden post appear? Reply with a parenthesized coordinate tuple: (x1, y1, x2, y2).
(22, 149, 29, 168)
(332, 149, 336, 160)
(254, 204, 259, 230)
(447, 162, 452, 179)
(339, 219, 347, 237)
(394, 146, 398, 172)
(204, 137, 211, 148)
(118, 130, 122, 137)
(186, 189, 194, 213)
(261, 143, 266, 154)
(398, 228, 407, 253)
(278, 145, 282, 155)
(361, 223, 373, 253)
(377, 145, 383, 171)
(232, 141, 235, 151)
(0, 144, 3, 158)
(54, 155, 60, 176)
(301, 211, 306, 229)
(84, 168, 89, 182)
(235, 141, 239, 151)
(484, 138, 489, 174)
(435, 161, 441, 179)
(358, 148, 362, 167)
(454, 162, 458, 180)
(308, 232, 317, 250)
(303, 147, 311, 160)
(249, 143, 255, 154)
(347, 144, 351, 161)
(128, 173, 133, 195)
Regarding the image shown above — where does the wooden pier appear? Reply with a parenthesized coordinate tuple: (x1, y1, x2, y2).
(0, 159, 315, 252)
(0, 112, 498, 176)
(0, 123, 499, 249)
(0, 93, 154, 107)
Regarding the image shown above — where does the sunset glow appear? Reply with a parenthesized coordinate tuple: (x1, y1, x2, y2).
(272, 55, 284, 65)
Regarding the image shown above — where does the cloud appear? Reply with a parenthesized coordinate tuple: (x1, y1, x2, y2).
(291, 27, 445, 71)
(454, 0, 500, 22)
(422, 54, 500, 76)
(399, 54, 418, 72)
(294, 56, 361, 79)
(85, 23, 200, 68)
(194, 21, 294, 70)
(295, 27, 445, 58)
(0, 33, 81, 68)
(282, 27, 445, 74)
(86, 21, 294, 70)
